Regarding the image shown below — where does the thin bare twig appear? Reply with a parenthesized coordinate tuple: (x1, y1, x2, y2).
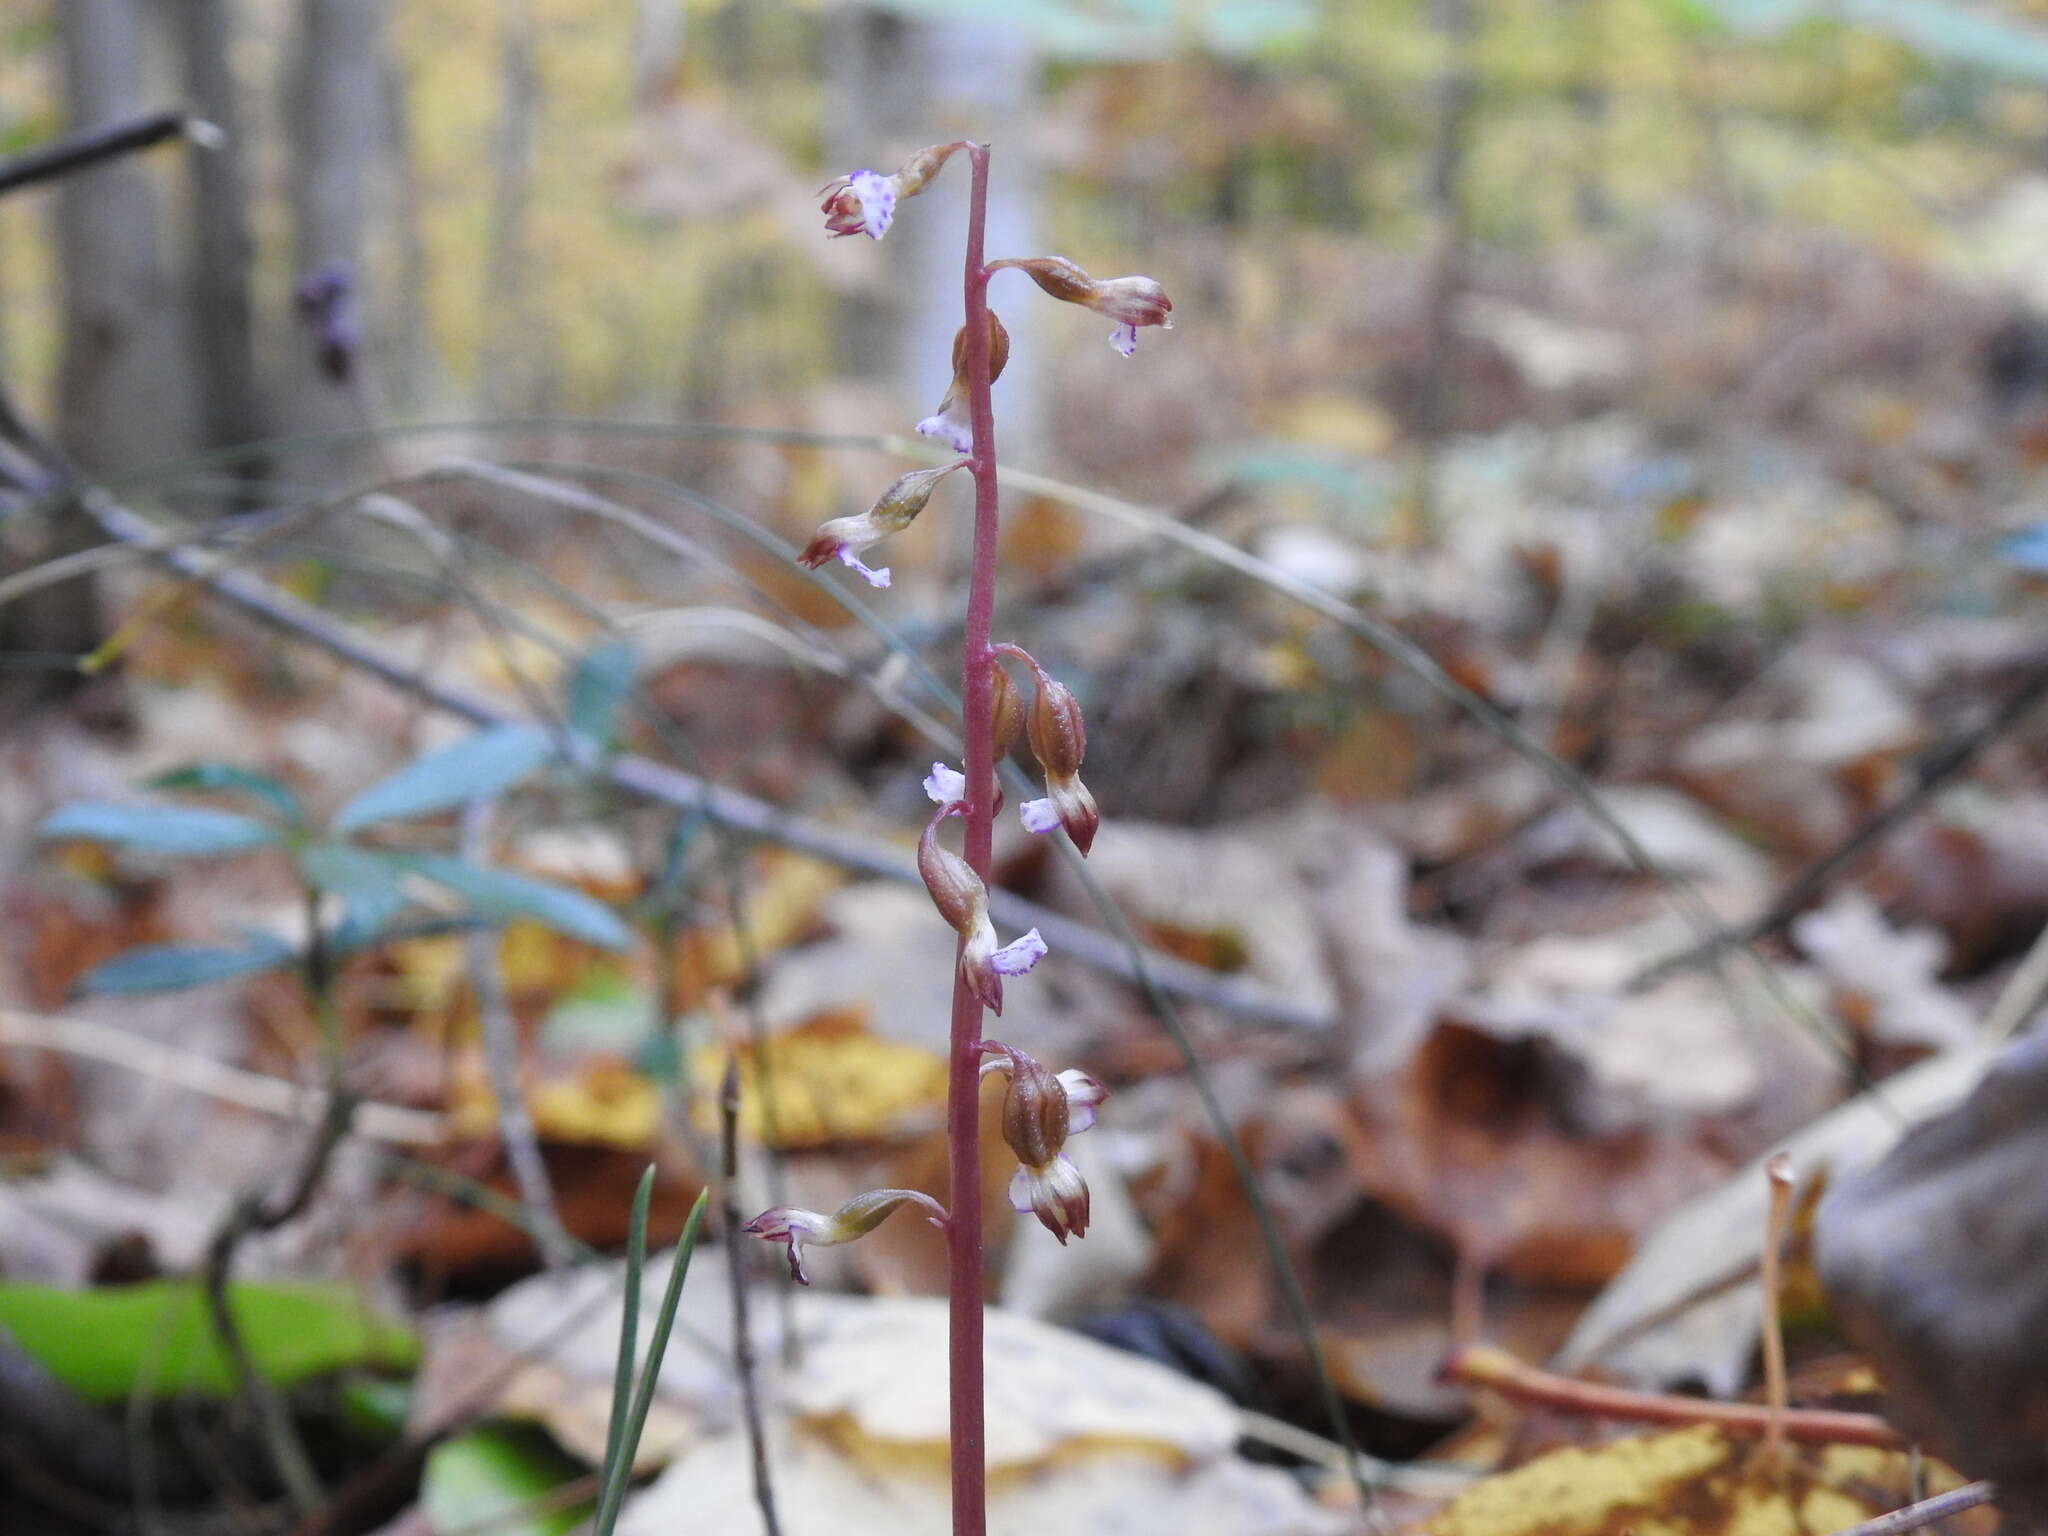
(69, 487, 1326, 1029)
(1826, 1481, 1998, 1536)
(461, 802, 575, 1269)
(1446, 1344, 1905, 1447)
(718, 1052, 783, 1536)
(0, 109, 219, 198)
(0, 1009, 440, 1144)
(1633, 657, 2048, 989)
(1760, 1153, 1795, 1466)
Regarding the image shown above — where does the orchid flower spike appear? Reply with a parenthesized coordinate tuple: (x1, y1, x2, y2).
(918, 310, 1011, 453)
(988, 255, 1173, 356)
(796, 460, 966, 589)
(979, 1042, 1108, 1244)
(918, 806, 1046, 1013)
(818, 141, 967, 240)
(1003, 653, 1099, 854)
(743, 1187, 947, 1285)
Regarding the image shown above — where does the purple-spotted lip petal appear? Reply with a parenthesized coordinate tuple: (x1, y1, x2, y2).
(989, 927, 1047, 976)
(916, 413, 974, 453)
(1019, 797, 1060, 834)
(836, 547, 891, 588)
(924, 762, 967, 806)
(847, 170, 895, 238)
(1108, 322, 1138, 357)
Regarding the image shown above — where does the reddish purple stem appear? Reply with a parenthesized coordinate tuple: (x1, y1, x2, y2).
(945, 140, 999, 1536)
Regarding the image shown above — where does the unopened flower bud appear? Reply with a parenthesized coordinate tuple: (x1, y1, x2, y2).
(818, 142, 967, 241)
(979, 1042, 1107, 1244)
(917, 311, 1011, 453)
(918, 809, 1045, 1014)
(744, 1187, 947, 1285)
(1018, 661, 1099, 854)
(989, 663, 1024, 757)
(796, 460, 965, 588)
(988, 256, 1173, 356)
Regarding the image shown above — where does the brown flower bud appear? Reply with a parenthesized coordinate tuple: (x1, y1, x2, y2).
(989, 662, 1024, 757)
(980, 1041, 1102, 1244)
(918, 810, 1046, 1013)
(745, 1187, 947, 1284)
(918, 311, 1011, 453)
(794, 460, 965, 589)
(988, 256, 1173, 355)
(1025, 665, 1086, 780)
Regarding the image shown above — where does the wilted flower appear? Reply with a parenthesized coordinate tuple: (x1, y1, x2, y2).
(987, 255, 1172, 356)
(796, 460, 966, 588)
(819, 141, 967, 240)
(980, 1042, 1108, 1244)
(918, 807, 1045, 1013)
(918, 311, 1011, 453)
(744, 1187, 947, 1285)
(1015, 659, 1099, 854)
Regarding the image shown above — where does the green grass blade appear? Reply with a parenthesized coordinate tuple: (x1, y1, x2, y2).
(597, 1166, 655, 1501)
(594, 1188, 709, 1536)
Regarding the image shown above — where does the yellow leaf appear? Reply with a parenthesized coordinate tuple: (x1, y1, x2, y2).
(690, 1012, 945, 1149)
(1421, 1426, 1967, 1536)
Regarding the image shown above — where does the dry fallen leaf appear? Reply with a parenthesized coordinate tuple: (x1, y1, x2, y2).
(1420, 1426, 1976, 1536)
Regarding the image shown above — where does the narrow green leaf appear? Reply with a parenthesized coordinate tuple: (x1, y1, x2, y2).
(402, 853, 631, 951)
(565, 641, 637, 756)
(40, 802, 281, 857)
(333, 724, 555, 831)
(79, 937, 295, 994)
(597, 1166, 656, 1511)
(595, 1189, 708, 1536)
(423, 1424, 589, 1536)
(296, 842, 411, 945)
(148, 763, 304, 823)
(0, 1279, 417, 1402)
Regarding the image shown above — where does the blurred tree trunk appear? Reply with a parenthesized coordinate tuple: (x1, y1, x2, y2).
(9, 0, 192, 711)
(280, 0, 385, 486)
(177, 0, 265, 463)
(480, 0, 542, 415)
(56, 0, 195, 474)
(381, 48, 437, 417)
(633, 0, 685, 110)
(1415, 0, 1479, 531)
(1567, 0, 1611, 230)
(825, 10, 1046, 460)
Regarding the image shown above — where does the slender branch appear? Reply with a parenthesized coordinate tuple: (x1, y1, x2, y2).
(945, 138, 998, 1536)
(461, 802, 575, 1269)
(1632, 656, 2048, 989)
(1445, 1344, 1906, 1447)
(1826, 1481, 1998, 1536)
(718, 1054, 783, 1536)
(0, 110, 220, 198)
(1760, 1153, 1794, 1466)
(64, 488, 1325, 1031)
(0, 1009, 439, 1143)
(201, 1086, 356, 1515)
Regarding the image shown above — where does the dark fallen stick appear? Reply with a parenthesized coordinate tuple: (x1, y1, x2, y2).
(1631, 658, 2048, 991)
(0, 110, 219, 198)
